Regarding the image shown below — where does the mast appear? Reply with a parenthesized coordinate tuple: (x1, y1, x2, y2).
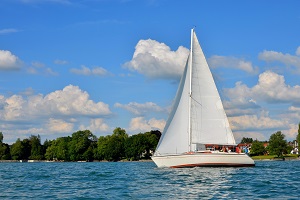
(188, 28, 194, 152)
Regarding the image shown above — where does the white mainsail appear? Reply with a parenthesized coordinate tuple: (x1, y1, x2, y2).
(155, 29, 236, 156)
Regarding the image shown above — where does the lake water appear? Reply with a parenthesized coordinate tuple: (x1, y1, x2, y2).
(0, 160, 299, 199)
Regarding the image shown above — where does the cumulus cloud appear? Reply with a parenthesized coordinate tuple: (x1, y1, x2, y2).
(288, 106, 300, 112)
(129, 117, 165, 132)
(222, 70, 300, 140)
(208, 55, 259, 74)
(0, 85, 113, 143)
(46, 118, 74, 133)
(223, 99, 260, 117)
(70, 65, 109, 76)
(225, 70, 300, 104)
(0, 50, 22, 71)
(114, 102, 164, 115)
(0, 85, 111, 121)
(79, 118, 109, 133)
(259, 49, 300, 73)
(229, 111, 288, 132)
(123, 39, 189, 79)
(234, 131, 267, 142)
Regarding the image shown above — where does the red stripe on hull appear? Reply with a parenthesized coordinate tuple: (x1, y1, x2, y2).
(170, 163, 255, 168)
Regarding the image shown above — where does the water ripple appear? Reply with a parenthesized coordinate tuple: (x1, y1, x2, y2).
(0, 161, 300, 199)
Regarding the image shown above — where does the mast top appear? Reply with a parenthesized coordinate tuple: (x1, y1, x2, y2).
(192, 26, 196, 32)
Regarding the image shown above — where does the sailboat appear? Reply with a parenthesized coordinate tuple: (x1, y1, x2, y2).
(151, 29, 255, 168)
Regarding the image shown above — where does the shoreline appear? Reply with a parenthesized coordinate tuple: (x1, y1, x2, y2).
(0, 159, 154, 163)
(1, 156, 300, 163)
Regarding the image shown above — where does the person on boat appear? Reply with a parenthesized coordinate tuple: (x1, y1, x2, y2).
(221, 146, 225, 152)
(244, 147, 249, 155)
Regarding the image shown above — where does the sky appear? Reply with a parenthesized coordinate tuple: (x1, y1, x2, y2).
(1, 0, 300, 144)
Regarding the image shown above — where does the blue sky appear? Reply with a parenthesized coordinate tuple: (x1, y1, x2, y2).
(1, 0, 300, 144)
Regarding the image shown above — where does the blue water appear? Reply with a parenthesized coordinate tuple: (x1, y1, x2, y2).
(0, 160, 299, 199)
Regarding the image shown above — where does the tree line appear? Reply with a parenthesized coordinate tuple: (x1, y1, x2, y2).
(240, 123, 300, 158)
(1, 123, 299, 161)
(0, 128, 161, 161)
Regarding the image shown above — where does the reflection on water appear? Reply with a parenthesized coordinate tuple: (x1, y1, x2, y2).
(150, 167, 237, 199)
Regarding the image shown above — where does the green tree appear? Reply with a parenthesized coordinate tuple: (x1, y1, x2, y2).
(21, 138, 31, 160)
(268, 131, 288, 158)
(69, 130, 97, 161)
(10, 139, 24, 160)
(0, 132, 11, 160)
(240, 137, 253, 144)
(125, 133, 147, 161)
(297, 123, 300, 152)
(43, 139, 52, 156)
(250, 140, 265, 156)
(97, 127, 128, 161)
(144, 130, 161, 157)
(45, 137, 71, 161)
(124, 130, 161, 161)
(0, 132, 3, 143)
(96, 135, 110, 161)
(105, 128, 128, 161)
(29, 135, 44, 160)
(0, 143, 11, 160)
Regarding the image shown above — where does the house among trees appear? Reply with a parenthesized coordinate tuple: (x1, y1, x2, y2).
(289, 140, 298, 154)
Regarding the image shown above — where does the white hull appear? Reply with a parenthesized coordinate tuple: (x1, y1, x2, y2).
(151, 152, 255, 168)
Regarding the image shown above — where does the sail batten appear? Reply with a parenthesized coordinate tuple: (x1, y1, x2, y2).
(155, 29, 236, 156)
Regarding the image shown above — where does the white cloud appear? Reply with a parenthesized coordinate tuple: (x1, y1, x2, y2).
(92, 67, 108, 76)
(208, 55, 259, 74)
(0, 29, 20, 35)
(79, 118, 109, 133)
(253, 71, 300, 103)
(42, 85, 111, 116)
(2, 95, 25, 120)
(19, 87, 35, 96)
(234, 131, 267, 143)
(54, 59, 68, 65)
(0, 50, 22, 71)
(0, 85, 111, 121)
(20, 0, 72, 5)
(123, 39, 189, 79)
(46, 118, 74, 133)
(129, 117, 165, 132)
(225, 70, 300, 104)
(283, 123, 300, 139)
(0, 95, 5, 108)
(288, 106, 300, 112)
(114, 102, 164, 115)
(27, 61, 58, 75)
(223, 99, 260, 117)
(222, 70, 300, 140)
(296, 47, 300, 56)
(45, 68, 58, 76)
(31, 61, 45, 68)
(27, 67, 37, 74)
(259, 49, 300, 73)
(0, 85, 113, 143)
(229, 111, 288, 132)
(70, 65, 109, 76)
